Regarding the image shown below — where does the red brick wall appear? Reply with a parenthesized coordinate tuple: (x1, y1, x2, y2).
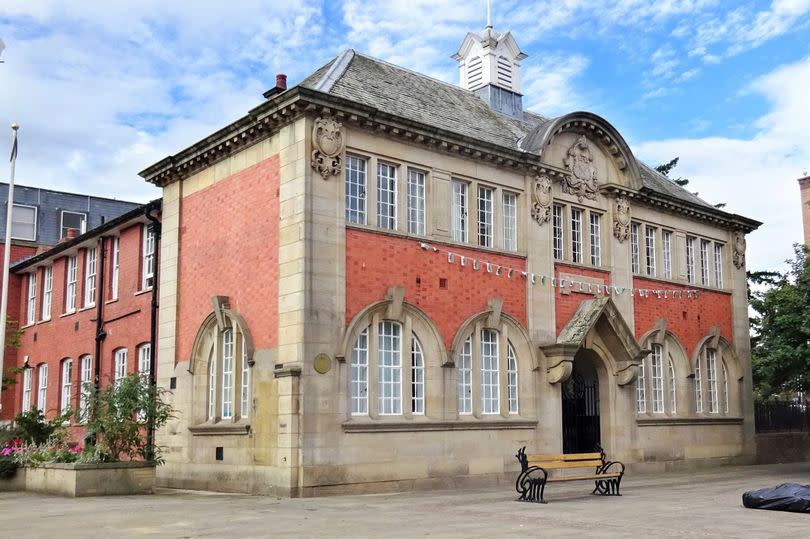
(176, 156, 280, 361)
(633, 276, 733, 359)
(4, 223, 153, 426)
(345, 229, 527, 348)
(553, 264, 612, 336)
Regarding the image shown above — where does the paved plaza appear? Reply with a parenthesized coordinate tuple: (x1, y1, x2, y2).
(1, 462, 808, 538)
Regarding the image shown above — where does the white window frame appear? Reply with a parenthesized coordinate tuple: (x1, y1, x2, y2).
(662, 230, 672, 279)
(714, 243, 724, 288)
(41, 266, 52, 321)
(11, 203, 37, 241)
(350, 328, 369, 416)
(570, 208, 583, 264)
(507, 344, 518, 414)
(650, 345, 664, 413)
(22, 367, 32, 412)
(221, 329, 234, 419)
(706, 349, 718, 413)
(142, 225, 156, 290)
(60, 210, 86, 239)
(645, 225, 656, 277)
(457, 337, 472, 415)
(26, 272, 36, 325)
(84, 247, 97, 308)
(700, 239, 710, 286)
(411, 337, 425, 415)
(480, 329, 500, 414)
(668, 358, 677, 414)
(636, 356, 647, 413)
(694, 355, 703, 413)
(345, 155, 367, 225)
(376, 162, 397, 230)
(452, 181, 468, 243)
(111, 237, 120, 300)
(630, 223, 640, 274)
(377, 321, 402, 415)
(477, 185, 494, 248)
(240, 335, 250, 418)
(686, 237, 696, 284)
(138, 344, 151, 379)
(589, 212, 601, 266)
(37, 364, 48, 412)
(552, 204, 564, 261)
(722, 361, 729, 414)
(65, 255, 78, 313)
(502, 191, 517, 251)
(79, 355, 92, 421)
(407, 168, 426, 235)
(114, 348, 128, 383)
(205, 320, 251, 423)
(60, 359, 73, 415)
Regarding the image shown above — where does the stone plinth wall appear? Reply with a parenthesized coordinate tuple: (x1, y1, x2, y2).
(19, 462, 155, 497)
(756, 431, 810, 464)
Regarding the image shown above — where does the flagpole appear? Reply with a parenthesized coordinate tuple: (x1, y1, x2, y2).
(0, 123, 19, 416)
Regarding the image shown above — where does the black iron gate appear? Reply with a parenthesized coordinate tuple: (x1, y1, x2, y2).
(562, 370, 601, 454)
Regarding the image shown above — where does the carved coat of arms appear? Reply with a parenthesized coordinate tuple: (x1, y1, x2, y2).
(613, 195, 631, 242)
(531, 175, 552, 225)
(311, 116, 344, 179)
(732, 231, 746, 269)
(562, 135, 599, 201)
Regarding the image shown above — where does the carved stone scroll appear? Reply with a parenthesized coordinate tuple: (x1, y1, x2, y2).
(531, 174, 552, 225)
(732, 231, 746, 269)
(613, 195, 631, 243)
(310, 116, 344, 179)
(562, 135, 599, 201)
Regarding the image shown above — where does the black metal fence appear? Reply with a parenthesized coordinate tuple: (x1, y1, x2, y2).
(755, 400, 810, 433)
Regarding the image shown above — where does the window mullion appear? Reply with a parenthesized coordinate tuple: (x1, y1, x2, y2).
(471, 322, 482, 418)
(368, 313, 380, 419)
(498, 326, 509, 418)
(402, 317, 413, 418)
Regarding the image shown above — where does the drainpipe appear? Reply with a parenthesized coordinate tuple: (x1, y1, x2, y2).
(144, 206, 161, 460)
(94, 223, 107, 390)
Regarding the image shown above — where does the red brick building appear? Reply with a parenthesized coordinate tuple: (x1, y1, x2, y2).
(3, 201, 159, 433)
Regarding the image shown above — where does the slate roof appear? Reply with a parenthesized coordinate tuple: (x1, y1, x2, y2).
(300, 50, 716, 210)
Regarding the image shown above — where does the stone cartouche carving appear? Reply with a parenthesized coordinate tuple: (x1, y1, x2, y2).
(311, 116, 344, 179)
(531, 174, 552, 225)
(732, 231, 746, 269)
(562, 135, 599, 201)
(613, 195, 631, 242)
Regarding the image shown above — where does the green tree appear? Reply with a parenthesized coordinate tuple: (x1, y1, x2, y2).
(655, 157, 690, 186)
(750, 245, 810, 398)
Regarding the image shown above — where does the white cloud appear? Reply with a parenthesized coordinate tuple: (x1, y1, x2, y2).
(635, 55, 810, 272)
(522, 54, 590, 114)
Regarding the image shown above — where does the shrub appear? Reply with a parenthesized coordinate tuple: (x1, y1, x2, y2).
(8, 409, 71, 445)
(80, 374, 174, 463)
(0, 455, 18, 479)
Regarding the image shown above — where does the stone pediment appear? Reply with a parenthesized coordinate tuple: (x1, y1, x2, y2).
(520, 112, 643, 193)
(541, 297, 648, 385)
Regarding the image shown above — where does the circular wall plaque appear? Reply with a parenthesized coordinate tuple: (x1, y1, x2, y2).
(313, 353, 332, 374)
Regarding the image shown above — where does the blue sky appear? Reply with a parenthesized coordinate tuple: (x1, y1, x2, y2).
(1, 0, 809, 271)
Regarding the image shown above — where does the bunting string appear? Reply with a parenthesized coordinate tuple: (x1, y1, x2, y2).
(419, 241, 700, 300)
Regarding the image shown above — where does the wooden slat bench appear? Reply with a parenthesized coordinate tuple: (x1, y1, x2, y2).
(514, 446, 625, 503)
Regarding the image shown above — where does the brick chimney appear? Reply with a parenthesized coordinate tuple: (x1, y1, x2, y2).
(263, 73, 288, 99)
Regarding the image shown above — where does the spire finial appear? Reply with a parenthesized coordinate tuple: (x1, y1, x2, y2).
(486, 0, 492, 29)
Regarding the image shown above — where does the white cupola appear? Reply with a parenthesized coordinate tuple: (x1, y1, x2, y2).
(452, 26, 527, 94)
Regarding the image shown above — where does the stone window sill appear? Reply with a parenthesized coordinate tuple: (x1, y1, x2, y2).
(188, 422, 251, 436)
(343, 418, 538, 433)
(636, 416, 743, 427)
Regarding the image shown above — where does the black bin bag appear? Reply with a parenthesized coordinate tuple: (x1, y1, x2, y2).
(742, 483, 810, 513)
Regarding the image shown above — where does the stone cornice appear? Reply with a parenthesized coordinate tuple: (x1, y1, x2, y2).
(602, 185, 761, 234)
(139, 87, 761, 233)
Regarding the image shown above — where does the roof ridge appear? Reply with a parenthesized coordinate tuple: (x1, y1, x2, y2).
(313, 49, 356, 93)
(351, 50, 476, 95)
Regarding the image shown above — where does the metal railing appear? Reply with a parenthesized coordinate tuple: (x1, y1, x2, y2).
(755, 400, 810, 433)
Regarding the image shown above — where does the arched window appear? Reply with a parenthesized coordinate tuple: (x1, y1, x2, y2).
(452, 314, 527, 418)
(137, 343, 151, 379)
(638, 330, 689, 416)
(37, 363, 48, 412)
(190, 307, 254, 426)
(60, 358, 72, 414)
(350, 321, 425, 417)
(114, 348, 128, 383)
(693, 336, 740, 416)
(79, 355, 92, 421)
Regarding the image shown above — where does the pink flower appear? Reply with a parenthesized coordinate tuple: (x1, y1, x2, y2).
(1, 447, 13, 456)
